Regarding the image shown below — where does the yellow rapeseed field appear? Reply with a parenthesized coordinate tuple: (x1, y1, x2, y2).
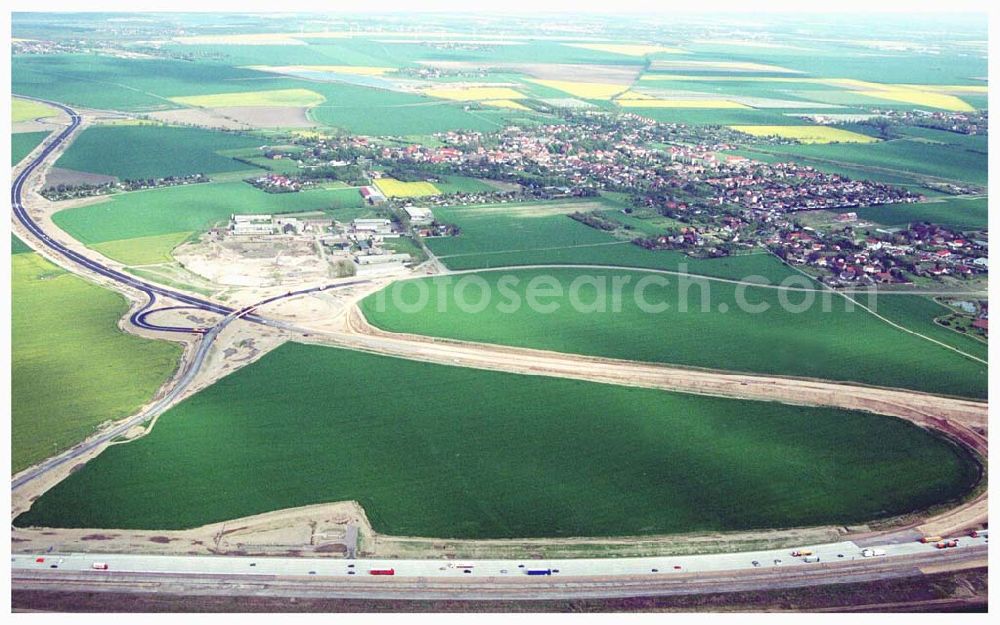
(894, 84, 987, 94)
(482, 99, 531, 110)
(375, 178, 441, 198)
(856, 88, 974, 112)
(169, 88, 326, 108)
(528, 79, 628, 100)
(729, 125, 880, 144)
(637, 76, 977, 112)
(12, 98, 60, 123)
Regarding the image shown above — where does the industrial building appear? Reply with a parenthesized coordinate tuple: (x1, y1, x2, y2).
(353, 218, 394, 235)
(231, 214, 276, 236)
(403, 205, 434, 226)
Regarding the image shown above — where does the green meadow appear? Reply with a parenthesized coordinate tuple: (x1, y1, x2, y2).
(11, 131, 49, 165)
(14, 343, 979, 536)
(361, 268, 987, 399)
(11, 247, 182, 473)
(52, 182, 364, 261)
(870, 295, 987, 361)
(308, 82, 540, 135)
(751, 135, 987, 187)
(426, 201, 799, 281)
(12, 54, 294, 111)
(846, 196, 988, 231)
(53, 125, 263, 180)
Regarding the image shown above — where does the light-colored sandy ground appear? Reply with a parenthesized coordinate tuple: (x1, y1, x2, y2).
(43, 167, 118, 188)
(146, 106, 317, 130)
(13, 502, 367, 558)
(416, 61, 642, 85)
(175, 237, 340, 287)
(210, 106, 318, 128)
(13, 120, 64, 133)
(145, 107, 254, 130)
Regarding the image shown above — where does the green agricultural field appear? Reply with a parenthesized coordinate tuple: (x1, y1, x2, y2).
(53, 182, 363, 250)
(438, 242, 799, 282)
(11, 251, 182, 474)
(727, 148, 928, 190)
(12, 54, 297, 111)
(630, 107, 809, 126)
(750, 136, 987, 187)
(870, 295, 988, 361)
(11, 131, 49, 165)
(426, 201, 799, 281)
(91, 232, 195, 266)
(361, 268, 987, 399)
(431, 175, 497, 194)
(427, 201, 616, 257)
(844, 197, 988, 231)
(307, 82, 540, 135)
(53, 125, 264, 180)
(11, 234, 33, 254)
(14, 343, 978, 536)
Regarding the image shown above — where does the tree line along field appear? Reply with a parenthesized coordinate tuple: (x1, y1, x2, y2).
(14, 342, 979, 537)
(360, 268, 987, 399)
(425, 200, 801, 282)
(52, 181, 364, 265)
(11, 131, 50, 166)
(11, 240, 182, 474)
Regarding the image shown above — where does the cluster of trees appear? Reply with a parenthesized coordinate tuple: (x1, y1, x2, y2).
(569, 211, 620, 231)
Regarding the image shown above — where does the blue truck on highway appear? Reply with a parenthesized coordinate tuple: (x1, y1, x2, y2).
(526, 568, 552, 576)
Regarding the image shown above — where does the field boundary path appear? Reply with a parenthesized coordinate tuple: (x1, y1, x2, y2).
(335, 305, 987, 431)
(767, 251, 988, 365)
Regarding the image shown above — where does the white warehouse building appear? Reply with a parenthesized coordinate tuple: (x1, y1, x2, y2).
(403, 206, 434, 226)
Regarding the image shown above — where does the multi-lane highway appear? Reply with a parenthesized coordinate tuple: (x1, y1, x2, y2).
(10, 96, 370, 492)
(10, 536, 988, 600)
(11, 97, 241, 322)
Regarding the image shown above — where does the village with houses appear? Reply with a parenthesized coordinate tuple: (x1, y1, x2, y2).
(122, 109, 986, 295)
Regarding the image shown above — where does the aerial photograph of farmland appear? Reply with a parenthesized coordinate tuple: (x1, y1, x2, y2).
(5, 1, 991, 616)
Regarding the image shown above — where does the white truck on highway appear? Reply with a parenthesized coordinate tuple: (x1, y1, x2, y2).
(861, 548, 886, 558)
